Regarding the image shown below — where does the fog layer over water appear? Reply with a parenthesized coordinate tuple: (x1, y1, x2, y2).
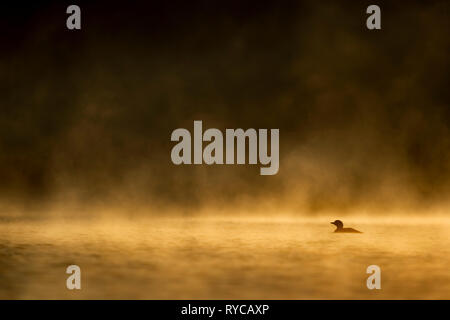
(1, 216, 449, 299)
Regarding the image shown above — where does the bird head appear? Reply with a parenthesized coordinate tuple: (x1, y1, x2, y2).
(331, 220, 344, 229)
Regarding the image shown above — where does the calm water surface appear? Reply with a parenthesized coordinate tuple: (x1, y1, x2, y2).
(0, 217, 449, 299)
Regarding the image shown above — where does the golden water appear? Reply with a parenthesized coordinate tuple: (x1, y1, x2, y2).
(0, 217, 449, 299)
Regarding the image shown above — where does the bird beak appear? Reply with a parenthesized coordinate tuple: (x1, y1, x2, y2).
(330, 222, 335, 225)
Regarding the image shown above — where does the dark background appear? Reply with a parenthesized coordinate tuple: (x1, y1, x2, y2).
(1, 0, 449, 216)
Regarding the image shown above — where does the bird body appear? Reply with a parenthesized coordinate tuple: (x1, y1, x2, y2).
(331, 220, 362, 233)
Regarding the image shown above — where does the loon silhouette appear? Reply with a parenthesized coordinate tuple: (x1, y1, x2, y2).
(331, 220, 362, 233)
